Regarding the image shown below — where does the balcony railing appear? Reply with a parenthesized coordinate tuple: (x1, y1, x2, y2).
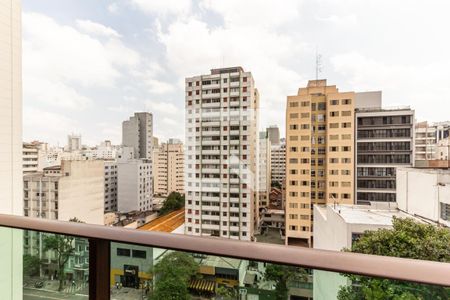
(0, 213, 449, 299)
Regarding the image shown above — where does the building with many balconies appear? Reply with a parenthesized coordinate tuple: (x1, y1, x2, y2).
(184, 67, 259, 241)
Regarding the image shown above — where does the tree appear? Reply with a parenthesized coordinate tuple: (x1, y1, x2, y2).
(159, 192, 185, 215)
(271, 181, 282, 189)
(338, 217, 450, 300)
(43, 218, 82, 291)
(264, 264, 308, 300)
(151, 251, 199, 300)
(23, 254, 41, 277)
(216, 286, 237, 299)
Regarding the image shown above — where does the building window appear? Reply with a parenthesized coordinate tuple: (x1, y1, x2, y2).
(441, 202, 450, 220)
(117, 248, 131, 257)
(132, 250, 147, 259)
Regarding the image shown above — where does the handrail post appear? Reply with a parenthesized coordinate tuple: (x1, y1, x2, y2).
(89, 238, 110, 299)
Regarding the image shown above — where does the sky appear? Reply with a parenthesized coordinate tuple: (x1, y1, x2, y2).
(23, 0, 450, 146)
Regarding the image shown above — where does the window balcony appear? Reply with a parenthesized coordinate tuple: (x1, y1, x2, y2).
(0, 214, 448, 299)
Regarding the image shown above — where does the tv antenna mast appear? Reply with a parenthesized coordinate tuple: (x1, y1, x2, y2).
(315, 47, 323, 84)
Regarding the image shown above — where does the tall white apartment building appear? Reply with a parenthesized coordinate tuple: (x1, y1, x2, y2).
(117, 159, 152, 212)
(258, 131, 271, 207)
(122, 112, 153, 159)
(104, 161, 118, 212)
(153, 139, 184, 196)
(270, 141, 286, 186)
(66, 134, 82, 152)
(184, 67, 259, 241)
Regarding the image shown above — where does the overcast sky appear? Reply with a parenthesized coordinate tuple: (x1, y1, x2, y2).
(23, 0, 450, 146)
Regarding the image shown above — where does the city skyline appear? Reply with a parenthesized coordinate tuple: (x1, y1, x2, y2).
(22, 0, 450, 146)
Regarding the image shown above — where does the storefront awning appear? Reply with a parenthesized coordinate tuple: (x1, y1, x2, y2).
(189, 279, 215, 292)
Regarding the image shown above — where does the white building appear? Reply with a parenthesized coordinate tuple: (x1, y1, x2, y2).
(415, 121, 450, 161)
(104, 161, 118, 212)
(0, 0, 22, 297)
(313, 204, 422, 300)
(258, 131, 271, 208)
(66, 134, 82, 152)
(436, 138, 450, 160)
(117, 159, 152, 212)
(122, 112, 153, 159)
(184, 67, 259, 241)
(23, 143, 40, 174)
(397, 167, 450, 227)
(270, 142, 286, 186)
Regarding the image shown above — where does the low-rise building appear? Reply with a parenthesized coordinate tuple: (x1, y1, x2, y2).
(23, 160, 105, 283)
(397, 167, 450, 227)
(313, 204, 423, 300)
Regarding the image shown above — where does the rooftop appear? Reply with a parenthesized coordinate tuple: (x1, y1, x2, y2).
(323, 204, 422, 226)
(138, 209, 185, 233)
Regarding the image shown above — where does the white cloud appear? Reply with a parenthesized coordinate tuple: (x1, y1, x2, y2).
(23, 12, 142, 114)
(23, 107, 78, 145)
(76, 19, 122, 38)
(24, 77, 92, 110)
(331, 52, 450, 121)
(130, 0, 191, 15)
(107, 2, 119, 14)
(145, 100, 181, 115)
(156, 11, 305, 133)
(200, 0, 302, 28)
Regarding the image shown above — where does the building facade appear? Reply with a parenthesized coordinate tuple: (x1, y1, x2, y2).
(184, 67, 259, 241)
(285, 79, 355, 246)
(397, 167, 450, 227)
(270, 142, 286, 186)
(23, 160, 105, 224)
(267, 125, 280, 146)
(23, 143, 40, 174)
(313, 203, 423, 300)
(153, 139, 185, 196)
(0, 1, 23, 297)
(66, 134, 82, 152)
(117, 159, 152, 212)
(104, 161, 118, 212)
(356, 107, 414, 204)
(122, 112, 153, 159)
(415, 121, 450, 161)
(258, 131, 271, 208)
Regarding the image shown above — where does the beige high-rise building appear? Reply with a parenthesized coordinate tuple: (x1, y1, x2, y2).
(153, 139, 184, 196)
(285, 79, 355, 246)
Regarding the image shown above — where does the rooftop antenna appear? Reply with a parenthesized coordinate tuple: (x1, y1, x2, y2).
(315, 47, 322, 85)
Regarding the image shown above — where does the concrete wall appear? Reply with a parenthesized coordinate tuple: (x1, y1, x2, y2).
(397, 168, 450, 225)
(355, 91, 382, 109)
(118, 160, 152, 212)
(59, 160, 105, 225)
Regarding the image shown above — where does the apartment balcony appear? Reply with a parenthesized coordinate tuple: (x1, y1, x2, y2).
(0, 214, 448, 299)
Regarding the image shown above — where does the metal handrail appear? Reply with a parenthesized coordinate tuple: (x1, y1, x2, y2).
(1, 213, 449, 287)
